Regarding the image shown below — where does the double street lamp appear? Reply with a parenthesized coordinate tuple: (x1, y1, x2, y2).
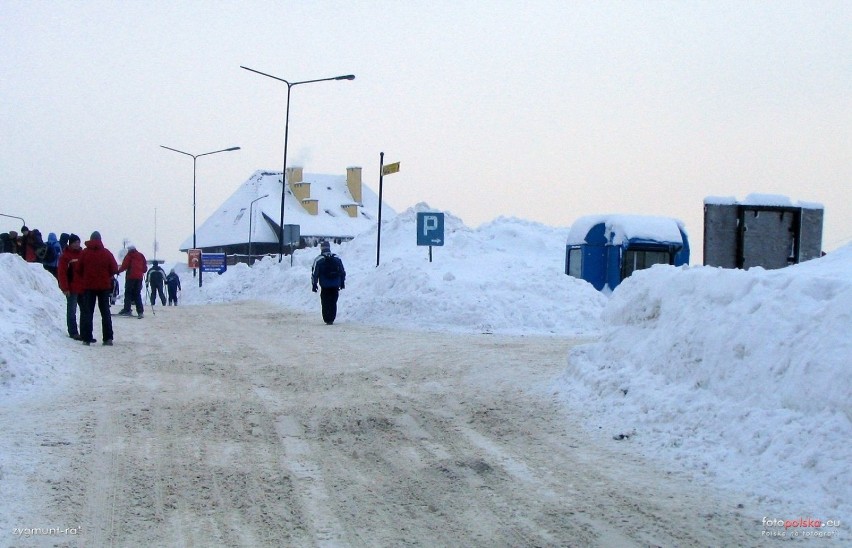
(240, 66, 355, 261)
(160, 145, 241, 287)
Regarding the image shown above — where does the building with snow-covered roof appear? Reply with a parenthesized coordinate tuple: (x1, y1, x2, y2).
(565, 214, 690, 291)
(703, 194, 823, 269)
(179, 167, 395, 261)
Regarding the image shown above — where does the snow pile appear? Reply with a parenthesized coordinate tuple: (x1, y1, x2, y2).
(0, 254, 68, 391)
(185, 203, 607, 336)
(557, 246, 852, 520)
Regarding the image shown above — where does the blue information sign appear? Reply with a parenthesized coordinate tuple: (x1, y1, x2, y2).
(200, 253, 227, 274)
(417, 212, 445, 246)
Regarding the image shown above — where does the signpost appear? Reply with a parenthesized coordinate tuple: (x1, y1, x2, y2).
(376, 152, 400, 267)
(200, 253, 227, 274)
(282, 224, 300, 266)
(417, 212, 445, 262)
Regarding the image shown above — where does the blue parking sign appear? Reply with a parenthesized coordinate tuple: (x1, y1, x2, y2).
(417, 212, 445, 246)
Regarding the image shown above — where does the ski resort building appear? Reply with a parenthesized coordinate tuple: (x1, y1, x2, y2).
(565, 214, 690, 291)
(179, 167, 395, 262)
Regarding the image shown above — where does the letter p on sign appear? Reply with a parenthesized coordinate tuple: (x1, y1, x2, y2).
(417, 212, 445, 246)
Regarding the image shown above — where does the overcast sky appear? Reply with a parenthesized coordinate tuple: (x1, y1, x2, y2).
(1, 1, 849, 263)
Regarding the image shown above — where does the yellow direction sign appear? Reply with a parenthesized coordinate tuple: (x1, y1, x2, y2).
(382, 162, 400, 176)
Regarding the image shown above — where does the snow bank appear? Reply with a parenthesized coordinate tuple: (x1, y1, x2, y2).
(0, 254, 68, 392)
(557, 245, 852, 521)
(184, 204, 607, 336)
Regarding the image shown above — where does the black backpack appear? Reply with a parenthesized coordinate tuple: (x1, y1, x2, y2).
(322, 255, 341, 277)
(35, 243, 56, 264)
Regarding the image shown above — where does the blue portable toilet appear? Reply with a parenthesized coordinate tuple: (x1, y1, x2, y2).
(565, 215, 689, 291)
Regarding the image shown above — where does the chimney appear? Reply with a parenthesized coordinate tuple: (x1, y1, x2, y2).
(341, 204, 358, 218)
(302, 198, 318, 215)
(346, 167, 362, 203)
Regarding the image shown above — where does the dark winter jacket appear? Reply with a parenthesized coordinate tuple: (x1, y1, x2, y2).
(118, 249, 147, 280)
(78, 239, 119, 291)
(58, 246, 85, 294)
(312, 252, 346, 290)
(166, 271, 181, 292)
(146, 265, 166, 288)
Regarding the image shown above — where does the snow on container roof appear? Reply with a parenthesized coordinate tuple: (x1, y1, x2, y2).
(704, 196, 738, 205)
(566, 214, 685, 246)
(704, 194, 824, 209)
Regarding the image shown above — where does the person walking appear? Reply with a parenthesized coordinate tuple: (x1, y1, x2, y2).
(57, 234, 84, 340)
(166, 268, 181, 305)
(77, 231, 118, 346)
(117, 243, 147, 318)
(311, 241, 346, 325)
(146, 260, 166, 306)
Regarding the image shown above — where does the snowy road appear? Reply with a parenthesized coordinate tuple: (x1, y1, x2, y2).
(10, 301, 757, 547)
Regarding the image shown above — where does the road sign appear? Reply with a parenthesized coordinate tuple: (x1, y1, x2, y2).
(282, 224, 300, 246)
(417, 212, 445, 246)
(382, 162, 400, 176)
(187, 249, 201, 269)
(201, 253, 227, 274)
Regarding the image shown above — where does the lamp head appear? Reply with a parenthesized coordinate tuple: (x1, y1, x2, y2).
(337, 75, 356, 81)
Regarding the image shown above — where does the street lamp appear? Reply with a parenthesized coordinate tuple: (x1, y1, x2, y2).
(247, 194, 269, 265)
(160, 145, 240, 287)
(240, 66, 355, 261)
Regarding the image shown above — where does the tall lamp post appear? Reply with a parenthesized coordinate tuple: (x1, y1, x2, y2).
(160, 145, 240, 287)
(247, 194, 269, 265)
(240, 66, 355, 261)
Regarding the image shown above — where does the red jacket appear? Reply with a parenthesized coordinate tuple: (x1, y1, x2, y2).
(118, 249, 147, 280)
(57, 247, 85, 294)
(78, 239, 118, 291)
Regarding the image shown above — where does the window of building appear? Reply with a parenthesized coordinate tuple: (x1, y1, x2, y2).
(567, 247, 582, 278)
(621, 249, 670, 279)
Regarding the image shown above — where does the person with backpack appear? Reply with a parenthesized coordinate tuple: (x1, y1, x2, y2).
(57, 234, 84, 339)
(117, 243, 147, 318)
(77, 231, 118, 346)
(41, 232, 62, 278)
(166, 268, 181, 305)
(311, 241, 346, 325)
(145, 260, 166, 306)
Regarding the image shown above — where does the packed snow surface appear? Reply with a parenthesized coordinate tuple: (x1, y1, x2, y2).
(1, 203, 849, 532)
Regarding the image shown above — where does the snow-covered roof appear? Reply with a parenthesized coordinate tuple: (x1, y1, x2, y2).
(566, 214, 686, 246)
(704, 194, 824, 209)
(180, 169, 395, 249)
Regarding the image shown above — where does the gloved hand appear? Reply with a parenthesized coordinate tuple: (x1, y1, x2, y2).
(312, 284, 318, 293)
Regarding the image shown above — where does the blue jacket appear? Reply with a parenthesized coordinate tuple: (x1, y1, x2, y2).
(45, 233, 62, 268)
(312, 252, 345, 289)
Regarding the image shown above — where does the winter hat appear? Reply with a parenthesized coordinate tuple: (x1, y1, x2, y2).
(68, 234, 80, 244)
(320, 241, 331, 252)
(90, 231, 102, 240)
(21, 226, 29, 233)
(153, 260, 159, 266)
(127, 242, 136, 250)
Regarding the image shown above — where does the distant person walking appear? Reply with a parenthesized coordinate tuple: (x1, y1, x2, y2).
(146, 260, 166, 306)
(117, 243, 146, 318)
(57, 234, 84, 340)
(311, 241, 346, 325)
(166, 268, 181, 305)
(77, 231, 118, 346)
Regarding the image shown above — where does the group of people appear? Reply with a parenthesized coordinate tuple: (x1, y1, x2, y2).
(49, 232, 182, 346)
(1, 226, 66, 277)
(7, 224, 347, 341)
